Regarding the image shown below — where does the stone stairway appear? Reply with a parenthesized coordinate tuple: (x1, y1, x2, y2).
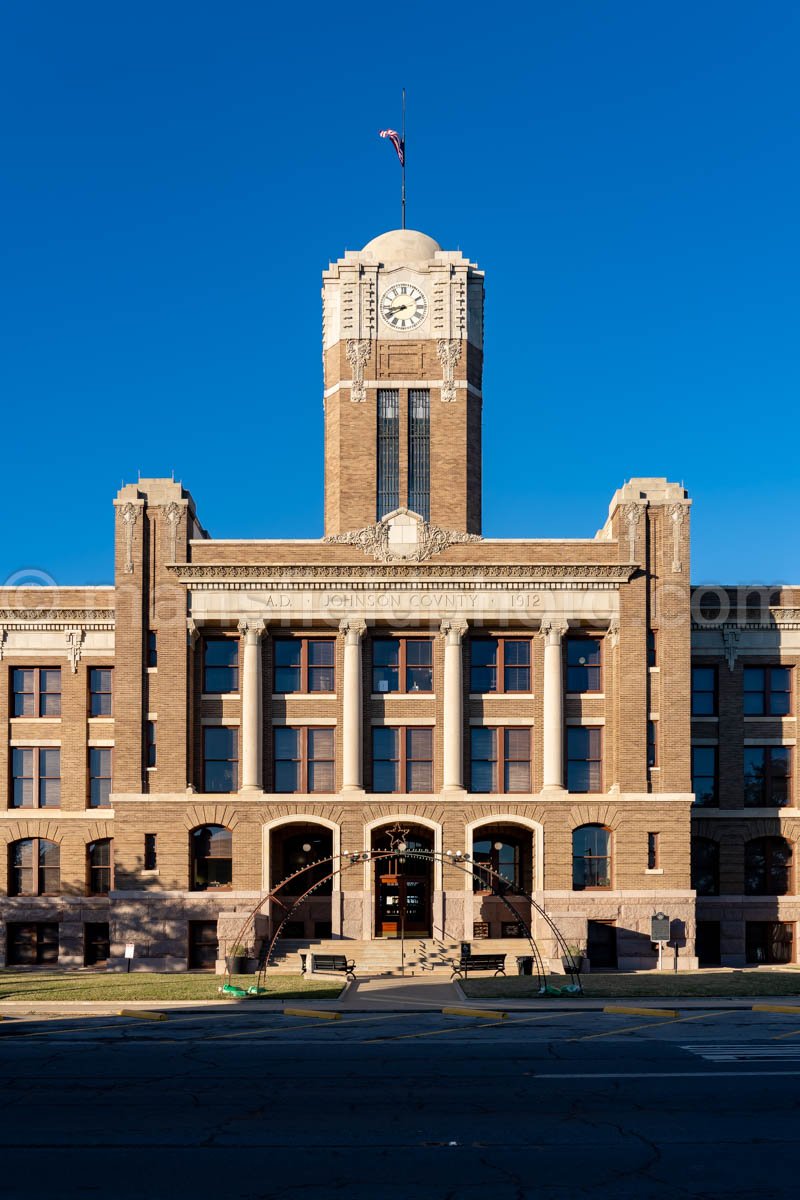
(267, 936, 535, 977)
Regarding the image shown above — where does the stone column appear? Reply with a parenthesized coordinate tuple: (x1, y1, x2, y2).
(442, 618, 468, 791)
(238, 618, 265, 792)
(542, 619, 568, 790)
(340, 618, 366, 791)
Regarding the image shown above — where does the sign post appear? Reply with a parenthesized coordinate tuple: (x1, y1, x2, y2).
(651, 913, 670, 972)
(124, 943, 135, 974)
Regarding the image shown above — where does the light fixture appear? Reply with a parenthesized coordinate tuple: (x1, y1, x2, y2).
(397, 841, 407, 852)
(302, 843, 312, 853)
(494, 842, 503, 851)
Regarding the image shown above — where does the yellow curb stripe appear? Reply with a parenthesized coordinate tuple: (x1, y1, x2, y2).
(117, 1010, 167, 1021)
(283, 1008, 340, 1020)
(603, 1005, 679, 1019)
(753, 1004, 800, 1015)
(442, 1006, 507, 1020)
(572, 1009, 738, 1042)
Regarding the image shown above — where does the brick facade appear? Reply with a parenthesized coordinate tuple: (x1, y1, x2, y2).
(0, 228, 794, 972)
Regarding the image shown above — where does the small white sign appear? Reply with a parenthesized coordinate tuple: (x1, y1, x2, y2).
(124, 943, 135, 959)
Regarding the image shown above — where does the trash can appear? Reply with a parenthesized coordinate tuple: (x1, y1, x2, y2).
(516, 956, 533, 976)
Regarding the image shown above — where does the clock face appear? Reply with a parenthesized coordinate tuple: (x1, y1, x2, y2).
(380, 283, 427, 330)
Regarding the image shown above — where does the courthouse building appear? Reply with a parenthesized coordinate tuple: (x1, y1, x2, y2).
(1, 226, 798, 973)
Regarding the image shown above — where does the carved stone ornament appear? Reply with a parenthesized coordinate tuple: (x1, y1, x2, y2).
(540, 618, 569, 643)
(65, 627, 84, 673)
(607, 619, 620, 648)
(163, 501, 184, 562)
(0, 626, 5, 660)
(668, 503, 686, 573)
(345, 339, 371, 403)
(324, 508, 482, 563)
(119, 502, 139, 573)
(339, 617, 367, 640)
(440, 616, 469, 641)
(169, 562, 637, 584)
(436, 339, 462, 403)
(722, 626, 740, 672)
(771, 608, 800, 627)
(237, 618, 265, 640)
(620, 503, 644, 562)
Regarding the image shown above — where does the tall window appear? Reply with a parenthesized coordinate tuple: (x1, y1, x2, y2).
(9, 838, 60, 895)
(87, 839, 112, 895)
(6, 923, 59, 966)
(566, 638, 602, 693)
(691, 666, 717, 716)
(12, 667, 61, 717)
(744, 746, 791, 807)
(146, 721, 157, 768)
(203, 638, 239, 694)
(572, 825, 611, 890)
(647, 630, 657, 668)
(470, 728, 531, 794)
(191, 825, 232, 891)
(203, 727, 239, 793)
(372, 638, 433, 694)
(745, 837, 793, 895)
(377, 389, 400, 519)
(12, 748, 60, 808)
(88, 668, 113, 716)
(408, 389, 430, 519)
(470, 638, 531, 693)
(691, 837, 719, 895)
(274, 728, 335, 793)
(744, 667, 792, 716)
(274, 638, 335, 693)
(692, 746, 718, 806)
(567, 727, 602, 793)
(89, 748, 112, 808)
(647, 721, 658, 769)
(144, 833, 157, 871)
(147, 630, 158, 668)
(373, 727, 433, 793)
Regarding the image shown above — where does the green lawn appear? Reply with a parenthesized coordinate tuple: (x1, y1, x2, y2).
(0, 971, 342, 1002)
(462, 969, 800, 1000)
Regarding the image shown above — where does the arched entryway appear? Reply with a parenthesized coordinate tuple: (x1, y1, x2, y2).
(371, 822, 434, 938)
(468, 819, 539, 941)
(268, 821, 334, 939)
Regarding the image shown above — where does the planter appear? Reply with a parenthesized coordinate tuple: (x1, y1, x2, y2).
(226, 955, 248, 975)
(562, 955, 584, 973)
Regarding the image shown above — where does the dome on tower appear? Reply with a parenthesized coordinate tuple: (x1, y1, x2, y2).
(361, 228, 441, 264)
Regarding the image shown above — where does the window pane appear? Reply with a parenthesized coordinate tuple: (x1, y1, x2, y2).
(274, 640, 300, 667)
(274, 727, 300, 758)
(406, 727, 432, 758)
(503, 641, 530, 692)
(405, 640, 432, 666)
(205, 640, 238, 667)
(407, 760, 433, 792)
(308, 640, 334, 666)
(275, 760, 300, 792)
(373, 760, 398, 793)
(275, 666, 301, 693)
(372, 727, 398, 759)
(90, 778, 110, 807)
(470, 640, 497, 692)
(308, 760, 334, 792)
(205, 727, 238, 759)
(770, 668, 791, 716)
(505, 759, 530, 792)
(743, 748, 766, 805)
(308, 727, 334, 759)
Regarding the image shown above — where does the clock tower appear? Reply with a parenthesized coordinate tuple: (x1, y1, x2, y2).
(322, 228, 484, 537)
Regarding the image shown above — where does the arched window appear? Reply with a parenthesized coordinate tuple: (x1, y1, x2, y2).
(472, 824, 532, 892)
(691, 837, 719, 896)
(191, 825, 232, 891)
(9, 838, 60, 896)
(270, 823, 333, 895)
(572, 825, 612, 891)
(87, 839, 112, 895)
(745, 837, 792, 896)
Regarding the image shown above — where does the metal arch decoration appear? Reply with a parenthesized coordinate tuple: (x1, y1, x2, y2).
(222, 849, 583, 995)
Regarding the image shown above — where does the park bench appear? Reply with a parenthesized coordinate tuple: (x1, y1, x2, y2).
(302, 953, 357, 981)
(450, 952, 506, 981)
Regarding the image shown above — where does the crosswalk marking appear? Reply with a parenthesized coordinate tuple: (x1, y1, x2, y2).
(683, 1043, 800, 1062)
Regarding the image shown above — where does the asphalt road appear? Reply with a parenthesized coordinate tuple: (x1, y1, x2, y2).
(2, 1006, 799, 1199)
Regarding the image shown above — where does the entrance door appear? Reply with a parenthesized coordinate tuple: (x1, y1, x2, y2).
(587, 920, 618, 969)
(376, 873, 431, 937)
(84, 922, 110, 966)
(696, 921, 721, 967)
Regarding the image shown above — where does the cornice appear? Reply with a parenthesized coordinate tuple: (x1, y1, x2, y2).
(0, 608, 115, 628)
(167, 563, 637, 589)
(692, 611, 800, 632)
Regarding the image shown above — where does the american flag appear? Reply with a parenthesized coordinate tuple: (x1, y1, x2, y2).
(379, 128, 405, 166)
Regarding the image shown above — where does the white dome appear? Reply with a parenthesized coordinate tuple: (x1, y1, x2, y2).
(361, 228, 441, 263)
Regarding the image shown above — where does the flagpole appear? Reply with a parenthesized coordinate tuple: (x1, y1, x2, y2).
(401, 87, 406, 230)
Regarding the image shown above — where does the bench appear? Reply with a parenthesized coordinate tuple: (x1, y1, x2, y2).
(451, 953, 506, 981)
(302, 953, 357, 981)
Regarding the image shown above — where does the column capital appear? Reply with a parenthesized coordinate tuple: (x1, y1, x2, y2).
(339, 617, 367, 642)
(440, 617, 469, 643)
(237, 618, 266, 641)
(540, 619, 569, 645)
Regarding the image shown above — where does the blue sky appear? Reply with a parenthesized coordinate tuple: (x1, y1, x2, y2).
(2, 1, 798, 585)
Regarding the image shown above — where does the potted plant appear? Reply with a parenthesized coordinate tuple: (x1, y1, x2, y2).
(226, 944, 249, 975)
(562, 944, 586, 973)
